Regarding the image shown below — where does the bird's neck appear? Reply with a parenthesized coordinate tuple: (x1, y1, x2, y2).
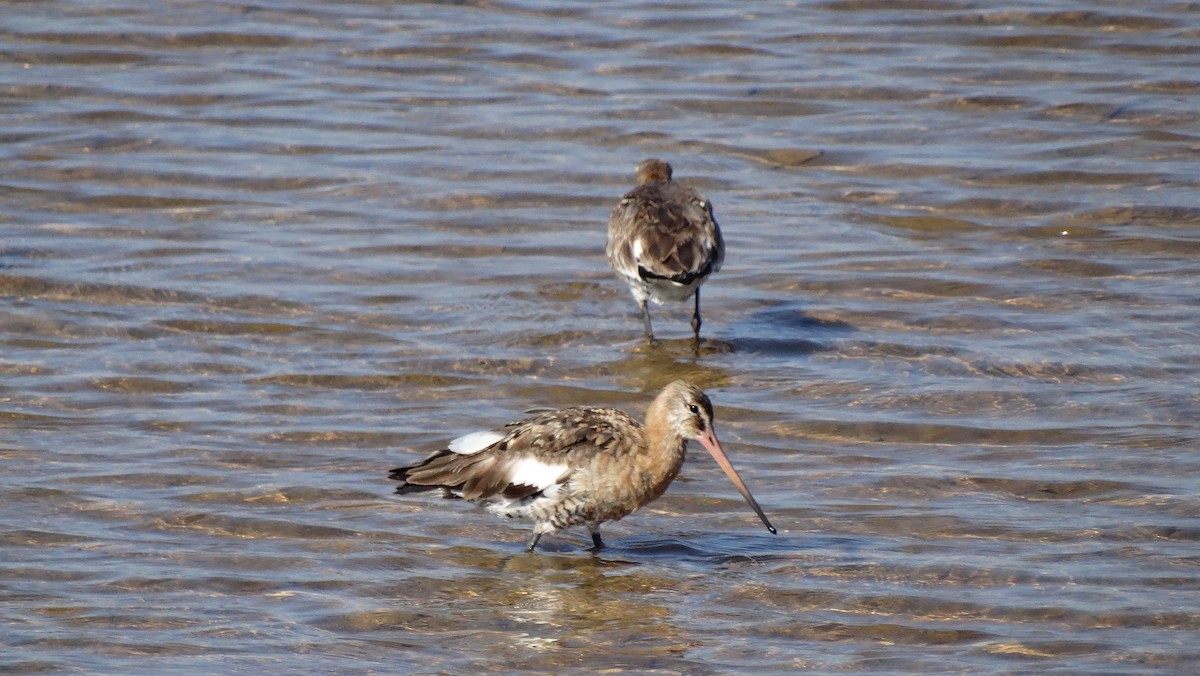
(642, 403, 688, 487)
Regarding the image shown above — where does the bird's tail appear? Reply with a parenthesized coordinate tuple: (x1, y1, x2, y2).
(389, 449, 460, 495)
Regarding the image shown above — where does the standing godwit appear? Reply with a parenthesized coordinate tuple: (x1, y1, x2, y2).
(606, 158, 725, 345)
(388, 381, 775, 551)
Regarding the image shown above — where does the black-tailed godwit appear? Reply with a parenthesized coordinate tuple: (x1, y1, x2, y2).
(388, 381, 775, 551)
(606, 158, 725, 345)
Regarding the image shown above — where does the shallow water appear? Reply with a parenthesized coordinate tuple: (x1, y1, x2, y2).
(3, 0, 1200, 672)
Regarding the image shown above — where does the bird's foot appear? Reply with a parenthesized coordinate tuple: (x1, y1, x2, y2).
(526, 531, 543, 553)
(587, 531, 605, 553)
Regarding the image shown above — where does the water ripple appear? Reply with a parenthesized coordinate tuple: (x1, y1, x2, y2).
(2, 0, 1199, 672)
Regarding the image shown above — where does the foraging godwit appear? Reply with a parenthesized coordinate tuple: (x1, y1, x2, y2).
(389, 381, 775, 551)
(606, 158, 725, 345)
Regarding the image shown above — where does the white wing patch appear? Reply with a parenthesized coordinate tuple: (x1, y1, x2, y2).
(448, 430, 506, 455)
(508, 457, 569, 491)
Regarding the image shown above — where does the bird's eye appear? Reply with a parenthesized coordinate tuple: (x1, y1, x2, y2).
(688, 404, 700, 415)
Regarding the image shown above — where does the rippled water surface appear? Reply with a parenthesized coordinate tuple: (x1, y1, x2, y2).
(4, 0, 1200, 672)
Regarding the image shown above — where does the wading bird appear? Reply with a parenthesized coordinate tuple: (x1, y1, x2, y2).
(606, 158, 725, 345)
(389, 381, 775, 551)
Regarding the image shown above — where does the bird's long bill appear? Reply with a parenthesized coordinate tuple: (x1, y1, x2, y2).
(697, 427, 777, 534)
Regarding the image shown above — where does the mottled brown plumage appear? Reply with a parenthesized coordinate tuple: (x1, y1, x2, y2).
(606, 158, 725, 344)
(388, 381, 775, 551)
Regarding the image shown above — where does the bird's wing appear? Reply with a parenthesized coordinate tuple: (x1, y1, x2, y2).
(391, 407, 642, 502)
(608, 183, 723, 284)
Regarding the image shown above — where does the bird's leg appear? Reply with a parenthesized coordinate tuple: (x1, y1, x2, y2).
(526, 530, 543, 552)
(690, 289, 703, 349)
(639, 298, 656, 344)
(587, 524, 605, 552)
